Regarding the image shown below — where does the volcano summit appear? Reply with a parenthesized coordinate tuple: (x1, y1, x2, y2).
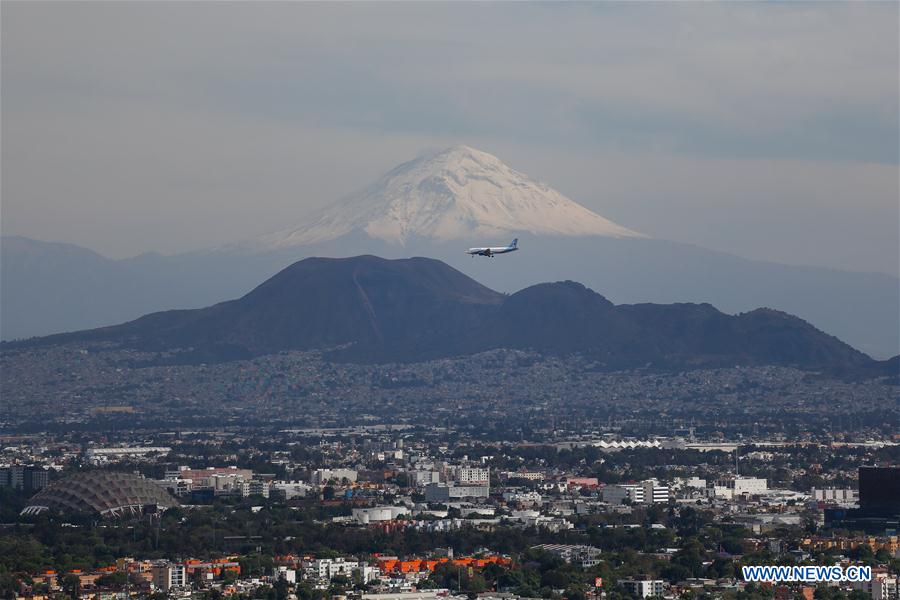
(243, 146, 644, 250)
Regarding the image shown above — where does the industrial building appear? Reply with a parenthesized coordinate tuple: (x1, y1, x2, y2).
(712, 477, 768, 499)
(352, 505, 409, 524)
(424, 483, 489, 502)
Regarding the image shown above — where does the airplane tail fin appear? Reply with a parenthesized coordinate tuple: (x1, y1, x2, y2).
(510, 238, 518, 248)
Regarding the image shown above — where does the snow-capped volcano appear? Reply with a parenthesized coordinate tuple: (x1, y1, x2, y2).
(250, 146, 644, 249)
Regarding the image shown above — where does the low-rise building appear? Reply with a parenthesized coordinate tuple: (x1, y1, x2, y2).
(424, 484, 489, 502)
(273, 566, 296, 584)
(811, 488, 858, 505)
(531, 544, 601, 568)
(311, 469, 358, 485)
(270, 481, 310, 500)
(713, 477, 767, 499)
(85, 447, 172, 464)
(604, 480, 669, 504)
(151, 562, 186, 590)
(241, 479, 270, 498)
(620, 578, 666, 598)
(455, 467, 490, 485)
(851, 572, 898, 600)
(303, 557, 359, 581)
(352, 506, 409, 524)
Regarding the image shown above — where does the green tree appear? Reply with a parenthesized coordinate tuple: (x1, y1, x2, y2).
(273, 576, 289, 600)
(62, 575, 81, 600)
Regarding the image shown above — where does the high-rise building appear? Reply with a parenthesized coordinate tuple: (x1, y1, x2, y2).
(859, 466, 900, 511)
(27, 468, 49, 491)
(825, 466, 900, 533)
(0, 466, 49, 492)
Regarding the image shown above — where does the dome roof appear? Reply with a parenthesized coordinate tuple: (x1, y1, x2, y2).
(21, 471, 178, 517)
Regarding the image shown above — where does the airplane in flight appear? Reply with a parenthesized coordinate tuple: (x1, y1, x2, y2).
(466, 238, 519, 258)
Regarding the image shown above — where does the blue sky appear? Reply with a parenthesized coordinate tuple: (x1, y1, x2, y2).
(2, 2, 897, 274)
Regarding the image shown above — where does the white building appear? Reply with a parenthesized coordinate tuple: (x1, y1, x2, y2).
(352, 506, 409, 524)
(811, 488, 858, 505)
(851, 574, 898, 600)
(455, 467, 490, 485)
(303, 557, 359, 581)
(271, 481, 310, 500)
(713, 477, 767, 499)
(356, 564, 381, 583)
(620, 579, 666, 598)
(273, 566, 296, 584)
(311, 469, 358, 485)
(502, 471, 544, 481)
(644, 481, 670, 504)
(674, 477, 707, 490)
(604, 480, 669, 505)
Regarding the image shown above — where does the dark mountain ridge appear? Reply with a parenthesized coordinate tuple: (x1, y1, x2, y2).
(4, 233, 898, 360)
(4, 255, 878, 370)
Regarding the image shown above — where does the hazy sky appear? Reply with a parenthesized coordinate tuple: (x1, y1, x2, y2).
(2, 2, 898, 275)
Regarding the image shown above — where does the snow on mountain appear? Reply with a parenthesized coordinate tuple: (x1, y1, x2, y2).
(248, 146, 645, 249)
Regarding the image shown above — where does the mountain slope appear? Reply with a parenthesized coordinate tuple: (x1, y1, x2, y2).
(7, 256, 871, 370)
(0, 236, 136, 339)
(0, 235, 282, 340)
(488, 281, 870, 368)
(23, 256, 503, 362)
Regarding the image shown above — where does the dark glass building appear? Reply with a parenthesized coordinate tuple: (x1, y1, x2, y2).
(858, 466, 900, 511)
(825, 466, 900, 534)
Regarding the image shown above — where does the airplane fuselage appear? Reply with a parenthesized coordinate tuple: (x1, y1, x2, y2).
(466, 239, 519, 257)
